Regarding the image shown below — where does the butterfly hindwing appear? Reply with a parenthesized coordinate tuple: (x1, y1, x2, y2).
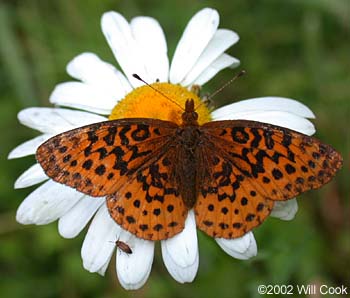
(195, 146, 275, 238)
(194, 120, 342, 239)
(107, 146, 187, 240)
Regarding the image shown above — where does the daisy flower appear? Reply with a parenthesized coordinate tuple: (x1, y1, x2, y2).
(9, 7, 316, 290)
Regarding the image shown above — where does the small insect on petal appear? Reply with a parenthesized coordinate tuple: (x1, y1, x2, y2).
(115, 240, 133, 254)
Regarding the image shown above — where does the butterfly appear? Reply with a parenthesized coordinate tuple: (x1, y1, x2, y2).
(36, 99, 343, 241)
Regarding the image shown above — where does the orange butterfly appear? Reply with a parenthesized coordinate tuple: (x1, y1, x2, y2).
(36, 99, 343, 241)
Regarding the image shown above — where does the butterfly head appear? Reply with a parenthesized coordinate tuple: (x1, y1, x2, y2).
(182, 99, 199, 126)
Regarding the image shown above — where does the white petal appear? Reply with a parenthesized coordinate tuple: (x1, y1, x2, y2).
(213, 110, 315, 135)
(270, 199, 298, 221)
(170, 8, 219, 84)
(14, 163, 47, 189)
(130, 17, 169, 82)
(116, 231, 155, 290)
(101, 12, 150, 87)
(191, 53, 240, 86)
(97, 257, 113, 276)
(50, 82, 118, 114)
(216, 232, 257, 260)
(58, 196, 104, 238)
(212, 97, 315, 119)
(161, 211, 198, 283)
(16, 180, 83, 225)
(17, 107, 107, 134)
(8, 134, 52, 159)
(81, 203, 121, 273)
(67, 52, 132, 98)
(181, 29, 239, 86)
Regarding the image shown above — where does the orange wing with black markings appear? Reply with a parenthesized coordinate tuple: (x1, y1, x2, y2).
(194, 120, 342, 239)
(37, 119, 177, 196)
(106, 144, 187, 240)
(37, 118, 187, 240)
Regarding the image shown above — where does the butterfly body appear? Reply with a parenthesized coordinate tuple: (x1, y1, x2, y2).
(173, 100, 202, 208)
(37, 99, 342, 241)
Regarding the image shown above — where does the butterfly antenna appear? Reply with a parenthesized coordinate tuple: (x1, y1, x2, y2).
(207, 70, 246, 100)
(132, 74, 184, 111)
(193, 70, 246, 111)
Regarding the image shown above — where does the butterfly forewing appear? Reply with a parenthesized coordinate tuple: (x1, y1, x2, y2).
(37, 119, 177, 196)
(194, 120, 342, 239)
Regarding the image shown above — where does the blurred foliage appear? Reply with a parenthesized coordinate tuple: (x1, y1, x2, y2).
(0, 0, 349, 297)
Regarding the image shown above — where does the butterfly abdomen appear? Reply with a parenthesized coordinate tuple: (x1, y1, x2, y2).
(175, 126, 202, 208)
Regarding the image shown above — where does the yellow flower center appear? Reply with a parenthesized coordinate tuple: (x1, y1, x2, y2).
(109, 83, 211, 125)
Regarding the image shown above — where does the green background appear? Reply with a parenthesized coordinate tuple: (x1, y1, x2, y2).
(0, 1, 349, 297)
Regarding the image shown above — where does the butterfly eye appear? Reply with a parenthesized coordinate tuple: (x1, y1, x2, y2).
(181, 111, 199, 124)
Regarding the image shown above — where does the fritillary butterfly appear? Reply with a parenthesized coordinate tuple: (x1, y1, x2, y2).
(36, 99, 343, 240)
